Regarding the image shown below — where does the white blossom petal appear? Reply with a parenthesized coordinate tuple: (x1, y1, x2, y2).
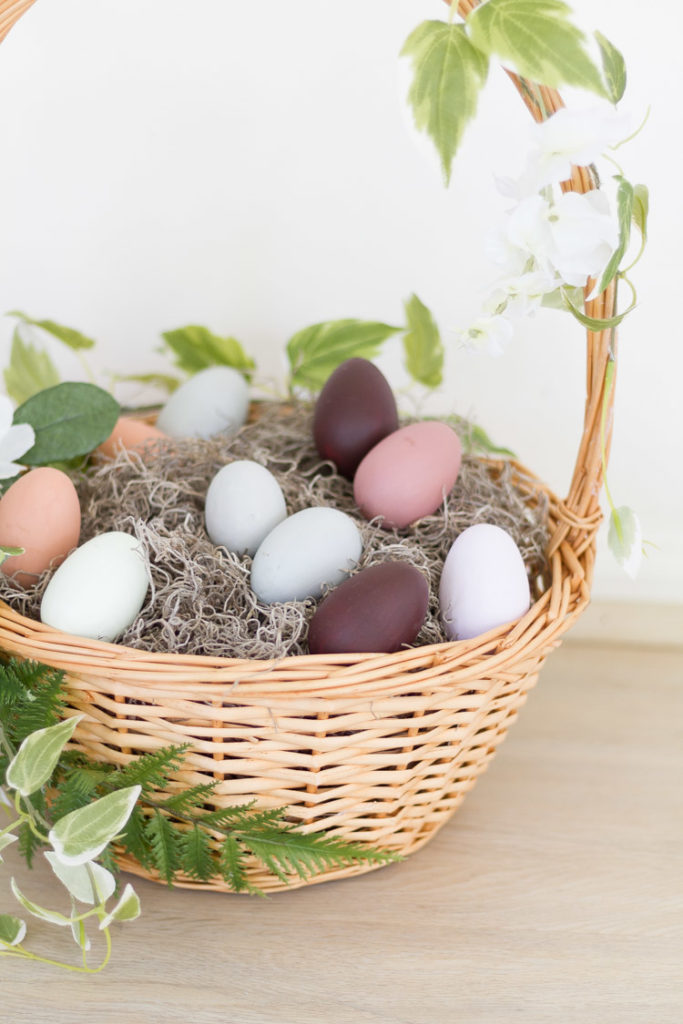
(0, 422, 35, 465)
(460, 314, 515, 357)
(0, 395, 14, 434)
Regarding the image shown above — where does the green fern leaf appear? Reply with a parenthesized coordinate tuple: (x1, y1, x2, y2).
(157, 782, 219, 815)
(120, 805, 155, 871)
(145, 811, 181, 885)
(104, 745, 189, 795)
(179, 825, 214, 882)
(199, 802, 286, 831)
(219, 836, 260, 895)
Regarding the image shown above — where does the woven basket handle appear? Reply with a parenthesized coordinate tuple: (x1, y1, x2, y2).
(0, 0, 617, 559)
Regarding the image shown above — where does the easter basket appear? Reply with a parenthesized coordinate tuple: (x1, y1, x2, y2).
(0, 0, 617, 893)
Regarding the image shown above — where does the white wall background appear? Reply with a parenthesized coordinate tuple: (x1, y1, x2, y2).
(0, 0, 680, 604)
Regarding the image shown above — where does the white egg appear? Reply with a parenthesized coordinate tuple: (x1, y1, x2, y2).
(156, 366, 249, 440)
(205, 460, 287, 556)
(40, 532, 150, 642)
(439, 523, 531, 641)
(251, 507, 362, 604)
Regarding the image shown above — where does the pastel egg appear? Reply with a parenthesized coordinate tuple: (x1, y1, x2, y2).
(96, 416, 167, 459)
(40, 531, 149, 642)
(251, 507, 362, 605)
(205, 460, 287, 556)
(308, 561, 429, 654)
(439, 523, 531, 641)
(354, 421, 462, 529)
(313, 358, 399, 478)
(155, 366, 249, 440)
(0, 468, 81, 588)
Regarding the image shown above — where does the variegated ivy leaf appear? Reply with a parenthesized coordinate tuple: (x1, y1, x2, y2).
(0, 546, 24, 567)
(467, 0, 607, 99)
(632, 184, 649, 242)
(5, 715, 83, 797)
(608, 506, 642, 579)
(44, 852, 116, 905)
(10, 878, 72, 926)
(161, 326, 255, 379)
(8, 311, 96, 350)
(402, 294, 444, 389)
(70, 912, 91, 952)
(3, 326, 61, 406)
(0, 913, 26, 946)
(49, 784, 142, 866)
(286, 319, 401, 392)
(98, 883, 140, 930)
(401, 20, 489, 184)
(0, 833, 18, 863)
(594, 176, 634, 297)
(595, 31, 627, 104)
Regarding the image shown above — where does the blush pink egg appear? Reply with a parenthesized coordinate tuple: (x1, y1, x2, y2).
(97, 416, 167, 459)
(353, 421, 462, 529)
(0, 467, 81, 588)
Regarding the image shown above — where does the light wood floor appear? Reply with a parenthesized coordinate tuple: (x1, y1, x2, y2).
(2, 638, 682, 1024)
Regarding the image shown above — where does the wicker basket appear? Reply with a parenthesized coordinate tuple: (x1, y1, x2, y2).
(0, 0, 617, 892)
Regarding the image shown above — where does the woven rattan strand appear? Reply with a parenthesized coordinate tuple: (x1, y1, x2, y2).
(0, 0, 618, 892)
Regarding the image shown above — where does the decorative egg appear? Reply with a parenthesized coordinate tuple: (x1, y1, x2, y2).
(313, 358, 399, 478)
(354, 421, 462, 529)
(96, 416, 167, 459)
(251, 507, 362, 604)
(155, 366, 249, 440)
(40, 532, 149, 642)
(307, 561, 429, 654)
(205, 460, 287, 556)
(439, 523, 531, 641)
(0, 468, 81, 588)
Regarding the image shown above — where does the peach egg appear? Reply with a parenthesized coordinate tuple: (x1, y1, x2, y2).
(0, 467, 81, 588)
(96, 416, 167, 459)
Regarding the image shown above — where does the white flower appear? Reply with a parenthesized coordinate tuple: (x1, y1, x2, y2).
(486, 194, 553, 275)
(545, 190, 619, 287)
(459, 313, 515, 357)
(485, 269, 558, 318)
(0, 395, 35, 479)
(513, 105, 635, 195)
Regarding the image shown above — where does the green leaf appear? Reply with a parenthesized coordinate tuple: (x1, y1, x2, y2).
(466, 423, 516, 458)
(287, 319, 401, 392)
(594, 176, 634, 296)
(467, 0, 607, 98)
(161, 326, 255, 378)
(0, 913, 26, 946)
(114, 371, 181, 394)
(98, 883, 140, 929)
(595, 30, 627, 104)
(608, 505, 642, 579)
(49, 785, 142, 866)
(179, 824, 214, 882)
(562, 286, 635, 330)
(402, 294, 444, 388)
(5, 715, 83, 797)
(3, 327, 60, 405)
(70, 913, 91, 952)
(8, 312, 96, 350)
(0, 546, 24, 567)
(13, 382, 120, 465)
(218, 835, 253, 893)
(144, 810, 180, 886)
(44, 852, 116, 905)
(401, 20, 489, 184)
(119, 805, 155, 871)
(541, 284, 584, 311)
(632, 184, 649, 242)
(10, 877, 72, 926)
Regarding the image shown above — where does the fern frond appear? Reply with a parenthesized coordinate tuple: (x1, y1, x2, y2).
(237, 826, 402, 883)
(120, 805, 155, 871)
(145, 811, 181, 886)
(156, 782, 219, 815)
(104, 745, 189, 795)
(0, 659, 66, 745)
(49, 767, 103, 821)
(199, 802, 286, 831)
(219, 835, 261, 895)
(179, 824, 214, 882)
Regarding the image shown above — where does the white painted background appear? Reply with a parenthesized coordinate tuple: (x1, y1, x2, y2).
(0, 0, 680, 604)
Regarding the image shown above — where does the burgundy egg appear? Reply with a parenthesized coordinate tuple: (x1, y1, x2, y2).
(308, 561, 429, 655)
(313, 358, 399, 479)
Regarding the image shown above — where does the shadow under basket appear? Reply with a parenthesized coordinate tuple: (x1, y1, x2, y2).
(0, 0, 617, 892)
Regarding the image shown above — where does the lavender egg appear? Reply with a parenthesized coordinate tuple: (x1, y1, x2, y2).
(313, 358, 399, 479)
(307, 561, 429, 655)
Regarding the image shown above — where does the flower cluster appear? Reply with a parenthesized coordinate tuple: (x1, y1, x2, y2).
(460, 105, 629, 356)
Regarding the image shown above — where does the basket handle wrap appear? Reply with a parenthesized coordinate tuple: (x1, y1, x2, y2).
(0, 0, 617, 560)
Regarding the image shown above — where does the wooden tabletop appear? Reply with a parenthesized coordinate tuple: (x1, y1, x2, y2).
(2, 638, 682, 1024)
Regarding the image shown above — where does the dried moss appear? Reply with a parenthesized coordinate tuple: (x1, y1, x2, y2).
(0, 403, 549, 658)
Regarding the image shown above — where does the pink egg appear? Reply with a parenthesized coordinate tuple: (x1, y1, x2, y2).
(354, 421, 462, 529)
(96, 416, 167, 459)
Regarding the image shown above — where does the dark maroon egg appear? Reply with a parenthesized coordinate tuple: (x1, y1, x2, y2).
(313, 358, 399, 479)
(308, 561, 429, 655)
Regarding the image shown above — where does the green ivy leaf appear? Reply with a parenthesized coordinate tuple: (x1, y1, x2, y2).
(0, 913, 26, 946)
(13, 382, 120, 465)
(114, 371, 181, 395)
(561, 287, 635, 330)
(0, 545, 24, 567)
(8, 312, 96, 350)
(161, 326, 255, 378)
(402, 294, 444, 388)
(44, 852, 116, 905)
(466, 424, 516, 458)
(5, 715, 83, 798)
(48, 785, 142, 866)
(632, 184, 649, 242)
(594, 176, 634, 296)
(10, 878, 72, 926)
(401, 20, 489, 184)
(595, 31, 627, 104)
(3, 327, 60, 406)
(467, 0, 607, 98)
(608, 505, 642, 579)
(286, 319, 401, 392)
(98, 883, 140, 930)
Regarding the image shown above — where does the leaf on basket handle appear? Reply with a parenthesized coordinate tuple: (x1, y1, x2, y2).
(592, 176, 634, 297)
(595, 31, 627, 104)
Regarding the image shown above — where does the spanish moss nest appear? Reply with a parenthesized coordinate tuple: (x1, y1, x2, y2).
(0, 403, 550, 659)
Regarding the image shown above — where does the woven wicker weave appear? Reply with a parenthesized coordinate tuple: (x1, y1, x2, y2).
(0, 0, 617, 892)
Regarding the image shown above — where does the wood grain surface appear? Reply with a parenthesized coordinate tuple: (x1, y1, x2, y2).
(2, 638, 681, 1024)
